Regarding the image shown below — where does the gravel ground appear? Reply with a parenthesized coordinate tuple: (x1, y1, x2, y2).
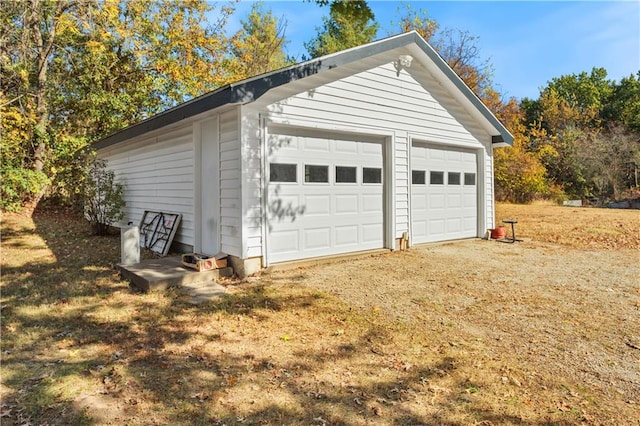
(266, 238, 640, 408)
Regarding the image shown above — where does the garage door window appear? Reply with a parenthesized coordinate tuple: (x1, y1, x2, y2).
(448, 172, 461, 185)
(412, 170, 426, 185)
(363, 167, 382, 184)
(270, 163, 297, 182)
(430, 171, 444, 185)
(464, 173, 476, 185)
(335, 166, 357, 183)
(305, 164, 329, 183)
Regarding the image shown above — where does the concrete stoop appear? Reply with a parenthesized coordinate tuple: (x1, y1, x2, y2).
(118, 256, 233, 295)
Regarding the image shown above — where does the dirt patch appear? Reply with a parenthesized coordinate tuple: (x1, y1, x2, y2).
(269, 240, 639, 395)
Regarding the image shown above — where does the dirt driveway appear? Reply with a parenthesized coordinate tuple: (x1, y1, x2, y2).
(264, 237, 640, 414)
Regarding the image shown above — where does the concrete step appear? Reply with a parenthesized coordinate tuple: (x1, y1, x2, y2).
(118, 256, 234, 292)
(181, 281, 228, 305)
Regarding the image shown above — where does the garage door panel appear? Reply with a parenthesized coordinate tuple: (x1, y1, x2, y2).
(335, 195, 358, 214)
(270, 229, 300, 255)
(335, 139, 358, 153)
(362, 223, 383, 243)
(304, 137, 330, 151)
(413, 220, 426, 236)
(304, 194, 331, 215)
(268, 193, 304, 221)
(413, 194, 427, 210)
(430, 148, 446, 160)
(335, 225, 359, 246)
(447, 218, 462, 233)
(463, 196, 476, 208)
(304, 228, 331, 250)
(274, 136, 298, 151)
(463, 216, 476, 230)
(362, 142, 383, 155)
(447, 150, 462, 161)
(429, 194, 446, 209)
(448, 194, 462, 208)
(429, 219, 445, 235)
(362, 193, 382, 213)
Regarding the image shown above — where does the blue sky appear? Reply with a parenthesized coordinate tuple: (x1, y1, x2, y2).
(219, 1, 640, 100)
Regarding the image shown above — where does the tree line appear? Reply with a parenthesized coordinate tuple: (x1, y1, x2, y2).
(2, 0, 639, 214)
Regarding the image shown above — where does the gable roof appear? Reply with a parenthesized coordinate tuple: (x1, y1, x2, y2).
(94, 31, 513, 150)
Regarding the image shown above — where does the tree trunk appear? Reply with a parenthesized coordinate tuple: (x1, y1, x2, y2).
(24, 0, 66, 215)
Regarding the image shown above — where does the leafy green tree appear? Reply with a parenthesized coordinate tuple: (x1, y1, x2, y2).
(225, 2, 292, 81)
(523, 68, 639, 200)
(539, 68, 613, 130)
(1, 0, 78, 211)
(603, 72, 640, 132)
(305, 0, 378, 58)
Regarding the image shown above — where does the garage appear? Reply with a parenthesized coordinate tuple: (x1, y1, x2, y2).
(96, 32, 513, 276)
(266, 128, 385, 263)
(411, 143, 478, 244)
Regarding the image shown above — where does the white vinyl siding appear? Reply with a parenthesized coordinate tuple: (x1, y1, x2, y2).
(264, 63, 490, 147)
(394, 132, 410, 238)
(98, 126, 195, 245)
(240, 108, 264, 259)
(219, 108, 242, 257)
(485, 147, 495, 229)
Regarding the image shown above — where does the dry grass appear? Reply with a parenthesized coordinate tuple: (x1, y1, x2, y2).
(1, 204, 639, 425)
(496, 202, 640, 250)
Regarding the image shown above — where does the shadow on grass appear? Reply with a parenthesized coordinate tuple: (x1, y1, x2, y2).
(1, 208, 560, 425)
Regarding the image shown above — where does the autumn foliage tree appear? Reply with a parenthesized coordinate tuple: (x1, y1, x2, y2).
(493, 116, 552, 203)
(390, 5, 493, 98)
(1, 0, 235, 212)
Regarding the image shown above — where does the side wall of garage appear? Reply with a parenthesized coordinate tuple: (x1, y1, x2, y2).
(241, 61, 494, 263)
(97, 125, 196, 247)
(97, 107, 244, 257)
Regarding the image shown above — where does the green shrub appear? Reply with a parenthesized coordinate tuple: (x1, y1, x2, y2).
(0, 166, 50, 212)
(83, 159, 125, 235)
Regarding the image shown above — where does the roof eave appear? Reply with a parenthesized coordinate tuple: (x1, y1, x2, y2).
(93, 86, 235, 150)
(492, 134, 513, 147)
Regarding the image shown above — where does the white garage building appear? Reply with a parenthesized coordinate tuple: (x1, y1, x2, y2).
(94, 32, 513, 275)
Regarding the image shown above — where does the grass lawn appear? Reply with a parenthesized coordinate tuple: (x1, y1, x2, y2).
(1, 203, 639, 425)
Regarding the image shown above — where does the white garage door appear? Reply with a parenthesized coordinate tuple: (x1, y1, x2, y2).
(411, 143, 478, 244)
(267, 128, 385, 263)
